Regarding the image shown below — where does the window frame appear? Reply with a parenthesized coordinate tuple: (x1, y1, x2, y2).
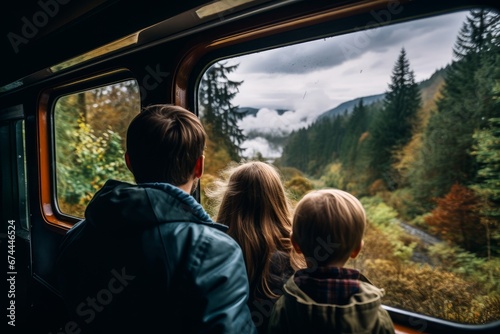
(38, 69, 139, 230)
(175, 2, 500, 332)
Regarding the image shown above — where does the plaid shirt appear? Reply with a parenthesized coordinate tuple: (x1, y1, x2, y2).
(293, 266, 361, 305)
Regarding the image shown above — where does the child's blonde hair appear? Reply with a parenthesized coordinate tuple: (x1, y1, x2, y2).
(292, 189, 366, 266)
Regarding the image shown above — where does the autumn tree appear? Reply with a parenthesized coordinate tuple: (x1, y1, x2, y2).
(425, 183, 486, 254)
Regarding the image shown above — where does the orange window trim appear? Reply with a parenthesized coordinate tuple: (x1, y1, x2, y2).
(38, 92, 73, 232)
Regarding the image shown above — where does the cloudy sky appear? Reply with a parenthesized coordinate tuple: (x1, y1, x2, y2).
(213, 10, 471, 157)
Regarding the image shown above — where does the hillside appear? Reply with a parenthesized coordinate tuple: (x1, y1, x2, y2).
(316, 93, 386, 121)
(236, 66, 448, 160)
(237, 66, 446, 125)
(316, 67, 447, 122)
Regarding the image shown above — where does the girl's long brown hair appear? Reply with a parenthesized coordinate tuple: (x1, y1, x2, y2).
(206, 161, 305, 299)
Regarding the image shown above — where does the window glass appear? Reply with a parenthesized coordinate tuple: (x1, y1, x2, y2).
(198, 9, 500, 324)
(54, 79, 140, 217)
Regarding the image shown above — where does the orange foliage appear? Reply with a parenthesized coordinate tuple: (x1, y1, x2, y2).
(358, 131, 369, 143)
(368, 178, 388, 196)
(425, 183, 486, 253)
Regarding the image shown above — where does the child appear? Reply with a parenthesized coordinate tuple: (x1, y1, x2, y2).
(268, 189, 395, 334)
(206, 160, 305, 333)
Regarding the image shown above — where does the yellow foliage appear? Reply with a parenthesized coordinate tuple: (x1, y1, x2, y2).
(348, 213, 500, 324)
(200, 173, 218, 218)
(285, 175, 313, 201)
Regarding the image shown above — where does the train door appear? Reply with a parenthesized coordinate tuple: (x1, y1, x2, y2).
(0, 105, 31, 330)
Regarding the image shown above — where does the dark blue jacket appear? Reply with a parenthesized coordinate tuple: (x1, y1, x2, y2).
(56, 180, 256, 333)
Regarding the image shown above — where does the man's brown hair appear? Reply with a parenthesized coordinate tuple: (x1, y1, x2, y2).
(126, 104, 206, 185)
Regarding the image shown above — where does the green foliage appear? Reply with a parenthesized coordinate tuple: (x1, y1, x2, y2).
(278, 166, 305, 180)
(281, 100, 379, 191)
(360, 196, 398, 227)
(472, 118, 500, 216)
(385, 187, 420, 220)
(57, 115, 133, 216)
(429, 242, 500, 292)
(54, 80, 139, 217)
(199, 61, 245, 161)
(429, 242, 486, 276)
(360, 196, 416, 265)
(320, 163, 346, 189)
(367, 48, 421, 190)
(282, 115, 346, 177)
(409, 9, 500, 209)
(284, 175, 313, 201)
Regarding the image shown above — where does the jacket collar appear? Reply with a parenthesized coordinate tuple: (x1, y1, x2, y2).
(84, 179, 227, 234)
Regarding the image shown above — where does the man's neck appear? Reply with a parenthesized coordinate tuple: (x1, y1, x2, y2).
(178, 181, 193, 195)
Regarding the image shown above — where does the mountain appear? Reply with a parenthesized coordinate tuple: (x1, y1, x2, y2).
(315, 67, 447, 123)
(237, 106, 291, 116)
(316, 93, 386, 121)
(236, 66, 448, 160)
(236, 107, 259, 116)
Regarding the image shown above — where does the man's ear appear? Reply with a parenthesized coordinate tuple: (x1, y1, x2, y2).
(125, 152, 133, 173)
(194, 155, 205, 178)
(350, 240, 364, 259)
(291, 233, 302, 254)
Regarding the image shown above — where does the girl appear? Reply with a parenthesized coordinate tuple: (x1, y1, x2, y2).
(206, 161, 305, 332)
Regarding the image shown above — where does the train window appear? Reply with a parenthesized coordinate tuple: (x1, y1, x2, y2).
(54, 80, 140, 218)
(198, 8, 500, 325)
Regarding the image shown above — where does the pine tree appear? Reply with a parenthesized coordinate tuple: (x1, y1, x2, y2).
(453, 9, 500, 60)
(282, 127, 309, 173)
(472, 59, 500, 219)
(409, 9, 500, 208)
(472, 117, 500, 259)
(367, 47, 421, 189)
(198, 61, 245, 160)
(340, 99, 369, 169)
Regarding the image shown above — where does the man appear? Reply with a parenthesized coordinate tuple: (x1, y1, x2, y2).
(56, 104, 256, 333)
